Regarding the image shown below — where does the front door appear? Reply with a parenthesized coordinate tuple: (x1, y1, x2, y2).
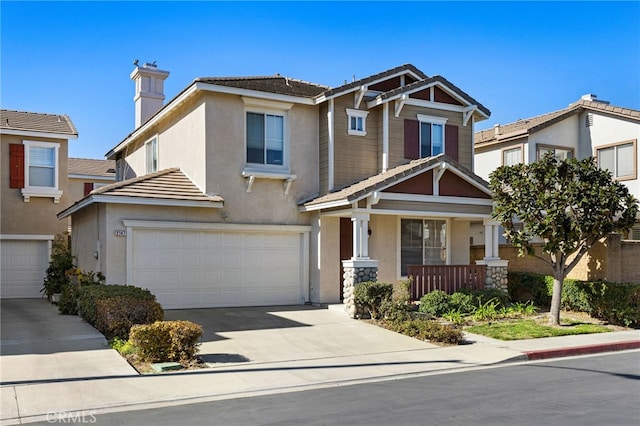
(339, 217, 353, 301)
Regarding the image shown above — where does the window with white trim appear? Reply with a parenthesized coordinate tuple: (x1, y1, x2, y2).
(346, 108, 369, 136)
(537, 145, 573, 161)
(247, 111, 286, 166)
(417, 114, 447, 158)
(18, 140, 62, 202)
(145, 137, 158, 173)
(503, 146, 522, 166)
(400, 218, 447, 276)
(596, 140, 636, 180)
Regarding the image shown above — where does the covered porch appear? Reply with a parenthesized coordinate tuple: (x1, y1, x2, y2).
(301, 155, 508, 315)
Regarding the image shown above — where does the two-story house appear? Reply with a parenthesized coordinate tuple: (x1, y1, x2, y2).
(1, 109, 78, 298)
(474, 95, 640, 241)
(59, 63, 503, 310)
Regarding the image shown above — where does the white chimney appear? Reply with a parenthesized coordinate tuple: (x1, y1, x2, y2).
(494, 124, 501, 136)
(130, 62, 170, 128)
(581, 94, 609, 104)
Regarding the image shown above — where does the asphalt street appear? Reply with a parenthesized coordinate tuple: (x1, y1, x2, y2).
(44, 351, 640, 426)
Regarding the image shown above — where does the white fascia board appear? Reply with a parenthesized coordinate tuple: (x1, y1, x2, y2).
(58, 194, 222, 219)
(379, 192, 493, 206)
(198, 82, 315, 105)
(351, 208, 492, 220)
(0, 234, 55, 241)
(106, 84, 199, 158)
(316, 70, 425, 104)
(122, 220, 311, 234)
(68, 174, 116, 180)
(298, 198, 351, 212)
(0, 129, 78, 140)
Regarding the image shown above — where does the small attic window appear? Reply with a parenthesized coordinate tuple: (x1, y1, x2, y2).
(585, 113, 594, 127)
(346, 108, 369, 136)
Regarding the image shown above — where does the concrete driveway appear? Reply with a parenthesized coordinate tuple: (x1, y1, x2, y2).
(164, 305, 439, 367)
(0, 298, 137, 385)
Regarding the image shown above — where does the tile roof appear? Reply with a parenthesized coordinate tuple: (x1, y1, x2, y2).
(375, 75, 491, 117)
(475, 98, 640, 145)
(91, 168, 223, 203)
(196, 75, 329, 98)
(68, 158, 116, 177)
(0, 109, 78, 136)
(301, 154, 488, 208)
(319, 64, 429, 98)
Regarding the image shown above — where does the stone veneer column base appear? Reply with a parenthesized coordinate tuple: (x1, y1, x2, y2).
(475, 259, 509, 292)
(342, 259, 379, 318)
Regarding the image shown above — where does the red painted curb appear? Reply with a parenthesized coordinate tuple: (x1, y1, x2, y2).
(525, 340, 640, 360)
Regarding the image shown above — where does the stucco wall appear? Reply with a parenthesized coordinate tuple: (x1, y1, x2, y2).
(317, 215, 340, 303)
(1, 134, 70, 236)
(528, 115, 579, 161)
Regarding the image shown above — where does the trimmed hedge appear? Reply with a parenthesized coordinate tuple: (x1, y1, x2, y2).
(129, 320, 203, 363)
(507, 272, 640, 327)
(77, 284, 158, 327)
(58, 269, 105, 315)
(95, 296, 164, 340)
(353, 281, 393, 319)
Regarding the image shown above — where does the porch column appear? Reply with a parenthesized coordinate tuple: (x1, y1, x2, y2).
(342, 259, 379, 319)
(351, 212, 370, 260)
(476, 219, 508, 291)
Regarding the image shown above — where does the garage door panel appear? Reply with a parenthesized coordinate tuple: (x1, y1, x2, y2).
(1, 240, 49, 298)
(131, 229, 304, 309)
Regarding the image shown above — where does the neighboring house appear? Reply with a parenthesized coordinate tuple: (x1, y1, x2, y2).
(59, 63, 504, 310)
(66, 158, 116, 231)
(1, 109, 78, 298)
(474, 94, 640, 242)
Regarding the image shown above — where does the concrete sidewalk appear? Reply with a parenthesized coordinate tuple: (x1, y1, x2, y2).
(1, 305, 638, 425)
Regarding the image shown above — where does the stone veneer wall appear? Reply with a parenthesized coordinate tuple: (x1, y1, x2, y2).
(342, 263, 378, 318)
(485, 265, 508, 291)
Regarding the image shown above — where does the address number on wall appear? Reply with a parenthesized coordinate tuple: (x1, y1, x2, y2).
(114, 230, 127, 237)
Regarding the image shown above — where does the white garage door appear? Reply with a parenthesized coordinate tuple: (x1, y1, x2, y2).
(131, 228, 305, 309)
(1, 240, 49, 298)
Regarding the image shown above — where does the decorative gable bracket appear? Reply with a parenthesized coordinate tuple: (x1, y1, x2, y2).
(354, 85, 367, 109)
(241, 169, 297, 195)
(462, 105, 477, 127)
(394, 94, 408, 118)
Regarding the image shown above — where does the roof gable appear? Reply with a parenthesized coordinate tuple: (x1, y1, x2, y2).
(300, 155, 490, 211)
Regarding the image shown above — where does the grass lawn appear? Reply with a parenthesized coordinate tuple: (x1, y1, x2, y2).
(465, 318, 612, 340)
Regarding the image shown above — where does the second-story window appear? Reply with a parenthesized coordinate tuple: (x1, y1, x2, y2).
(502, 146, 523, 166)
(418, 114, 447, 158)
(146, 137, 158, 173)
(247, 112, 284, 166)
(346, 108, 369, 136)
(596, 140, 636, 180)
(537, 145, 573, 161)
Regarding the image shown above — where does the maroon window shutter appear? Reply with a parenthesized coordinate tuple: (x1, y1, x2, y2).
(404, 119, 420, 160)
(445, 124, 459, 161)
(9, 144, 25, 189)
(84, 182, 94, 196)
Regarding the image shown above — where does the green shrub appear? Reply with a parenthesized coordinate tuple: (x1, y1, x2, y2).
(129, 320, 203, 363)
(507, 272, 552, 307)
(353, 281, 393, 319)
(95, 296, 164, 340)
(418, 290, 451, 318)
(110, 337, 136, 356)
(58, 269, 105, 315)
(560, 279, 590, 312)
(77, 284, 158, 327)
(389, 318, 462, 344)
(42, 233, 74, 298)
(379, 298, 412, 323)
(450, 291, 476, 314)
(471, 288, 511, 308)
(581, 281, 640, 327)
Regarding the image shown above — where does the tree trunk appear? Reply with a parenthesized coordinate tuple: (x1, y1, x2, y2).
(549, 271, 564, 326)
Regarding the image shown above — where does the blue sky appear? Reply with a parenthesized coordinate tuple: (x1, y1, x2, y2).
(2, 1, 639, 159)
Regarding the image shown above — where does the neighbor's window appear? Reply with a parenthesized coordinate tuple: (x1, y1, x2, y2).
(537, 145, 574, 161)
(400, 218, 447, 276)
(247, 112, 284, 165)
(502, 146, 522, 166)
(346, 108, 369, 136)
(23, 141, 59, 189)
(146, 137, 158, 173)
(596, 140, 636, 180)
(417, 114, 447, 158)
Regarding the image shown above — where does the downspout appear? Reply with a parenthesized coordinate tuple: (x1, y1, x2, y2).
(383, 102, 389, 172)
(328, 99, 335, 191)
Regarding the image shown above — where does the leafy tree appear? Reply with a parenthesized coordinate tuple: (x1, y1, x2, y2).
(489, 153, 638, 325)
